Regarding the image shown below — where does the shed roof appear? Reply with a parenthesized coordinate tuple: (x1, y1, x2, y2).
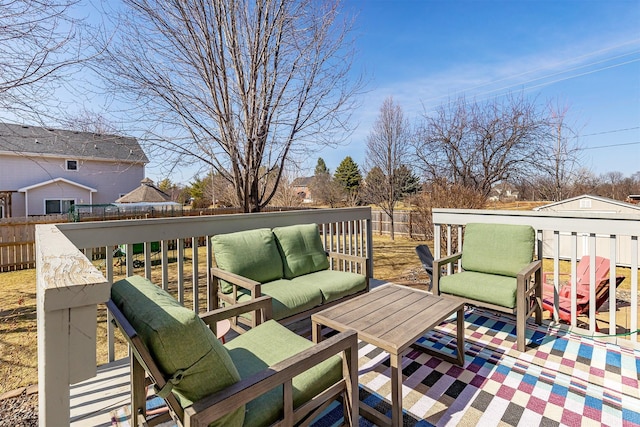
(533, 194, 640, 212)
(116, 178, 171, 203)
(0, 123, 148, 163)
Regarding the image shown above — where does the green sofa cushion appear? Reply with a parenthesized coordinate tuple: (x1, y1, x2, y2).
(212, 228, 283, 293)
(273, 224, 329, 279)
(439, 271, 518, 308)
(110, 276, 244, 427)
(225, 320, 342, 427)
(236, 279, 323, 320)
(291, 270, 367, 303)
(461, 223, 535, 277)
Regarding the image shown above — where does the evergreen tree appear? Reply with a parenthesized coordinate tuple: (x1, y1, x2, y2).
(334, 156, 362, 205)
(314, 158, 330, 176)
(395, 165, 421, 197)
(334, 156, 362, 191)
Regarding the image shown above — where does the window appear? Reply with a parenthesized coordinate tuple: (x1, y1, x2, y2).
(579, 199, 592, 209)
(66, 160, 78, 171)
(45, 199, 75, 214)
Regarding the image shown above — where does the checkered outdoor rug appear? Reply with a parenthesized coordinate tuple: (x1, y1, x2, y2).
(313, 307, 640, 427)
(112, 307, 640, 427)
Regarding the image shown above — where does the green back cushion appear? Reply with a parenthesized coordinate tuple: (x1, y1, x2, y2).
(461, 223, 535, 277)
(111, 276, 244, 427)
(273, 224, 329, 279)
(212, 228, 283, 293)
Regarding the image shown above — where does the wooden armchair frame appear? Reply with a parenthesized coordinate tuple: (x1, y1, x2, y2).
(433, 252, 542, 352)
(212, 251, 370, 331)
(107, 295, 359, 427)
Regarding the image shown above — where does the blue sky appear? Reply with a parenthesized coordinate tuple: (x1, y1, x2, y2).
(307, 0, 640, 180)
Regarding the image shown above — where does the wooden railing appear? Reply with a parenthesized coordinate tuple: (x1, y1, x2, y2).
(35, 207, 373, 426)
(432, 208, 639, 339)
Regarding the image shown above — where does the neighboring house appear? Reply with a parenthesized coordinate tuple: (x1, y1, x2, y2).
(0, 123, 148, 217)
(292, 176, 313, 204)
(534, 194, 640, 266)
(488, 182, 519, 202)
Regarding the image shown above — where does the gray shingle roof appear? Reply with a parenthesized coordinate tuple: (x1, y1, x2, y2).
(0, 123, 148, 163)
(115, 178, 171, 202)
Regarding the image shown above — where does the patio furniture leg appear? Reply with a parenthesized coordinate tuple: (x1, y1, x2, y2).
(456, 307, 466, 366)
(312, 320, 322, 343)
(130, 350, 146, 427)
(390, 352, 402, 427)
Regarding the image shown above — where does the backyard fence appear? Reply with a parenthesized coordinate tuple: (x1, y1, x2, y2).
(370, 209, 429, 240)
(0, 215, 66, 271)
(0, 206, 311, 272)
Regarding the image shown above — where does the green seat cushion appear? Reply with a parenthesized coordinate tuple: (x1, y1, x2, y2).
(111, 276, 243, 427)
(225, 320, 342, 427)
(439, 271, 518, 308)
(236, 279, 323, 320)
(291, 270, 367, 303)
(212, 228, 283, 293)
(273, 224, 329, 279)
(461, 223, 535, 277)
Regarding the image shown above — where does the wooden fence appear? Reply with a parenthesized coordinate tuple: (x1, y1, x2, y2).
(0, 215, 66, 271)
(0, 206, 310, 272)
(370, 209, 430, 240)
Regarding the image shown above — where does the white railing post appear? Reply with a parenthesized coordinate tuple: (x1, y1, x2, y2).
(36, 224, 110, 427)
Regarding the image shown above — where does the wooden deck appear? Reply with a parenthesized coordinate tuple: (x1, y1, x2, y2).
(68, 310, 640, 426)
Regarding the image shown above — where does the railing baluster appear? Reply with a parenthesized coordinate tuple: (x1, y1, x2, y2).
(125, 243, 134, 277)
(588, 235, 597, 332)
(570, 233, 578, 327)
(206, 236, 214, 311)
(631, 236, 638, 339)
(106, 245, 115, 363)
(552, 230, 560, 322)
(609, 234, 617, 331)
(144, 241, 152, 279)
(192, 237, 199, 313)
(177, 238, 185, 304)
(161, 240, 169, 291)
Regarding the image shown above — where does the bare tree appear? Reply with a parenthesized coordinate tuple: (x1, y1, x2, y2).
(599, 171, 628, 200)
(97, 0, 362, 212)
(0, 0, 84, 121)
(535, 102, 583, 201)
(414, 95, 546, 198)
(364, 97, 412, 239)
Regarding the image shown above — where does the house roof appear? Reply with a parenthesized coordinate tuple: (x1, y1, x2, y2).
(18, 177, 97, 193)
(292, 176, 313, 187)
(0, 123, 148, 163)
(533, 194, 640, 212)
(116, 178, 171, 203)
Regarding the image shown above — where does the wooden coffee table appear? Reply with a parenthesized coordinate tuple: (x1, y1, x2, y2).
(312, 283, 465, 427)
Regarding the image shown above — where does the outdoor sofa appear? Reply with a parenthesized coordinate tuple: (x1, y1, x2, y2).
(107, 275, 359, 427)
(211, 223, 370, 330)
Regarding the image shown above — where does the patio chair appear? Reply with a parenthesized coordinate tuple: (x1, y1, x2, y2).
(415, 244, 434, 282)
(433, 223, 542, 352)
(541, 255, 625, 328)
(107, 275, 358, 427)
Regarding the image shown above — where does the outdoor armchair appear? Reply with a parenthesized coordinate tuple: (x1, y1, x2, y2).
(432, 223, 542, 351)
(107, 275, 359, 427)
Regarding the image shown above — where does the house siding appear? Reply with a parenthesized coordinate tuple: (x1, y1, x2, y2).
(25, 181, 92, 215)
(1, 154, 144, 213)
